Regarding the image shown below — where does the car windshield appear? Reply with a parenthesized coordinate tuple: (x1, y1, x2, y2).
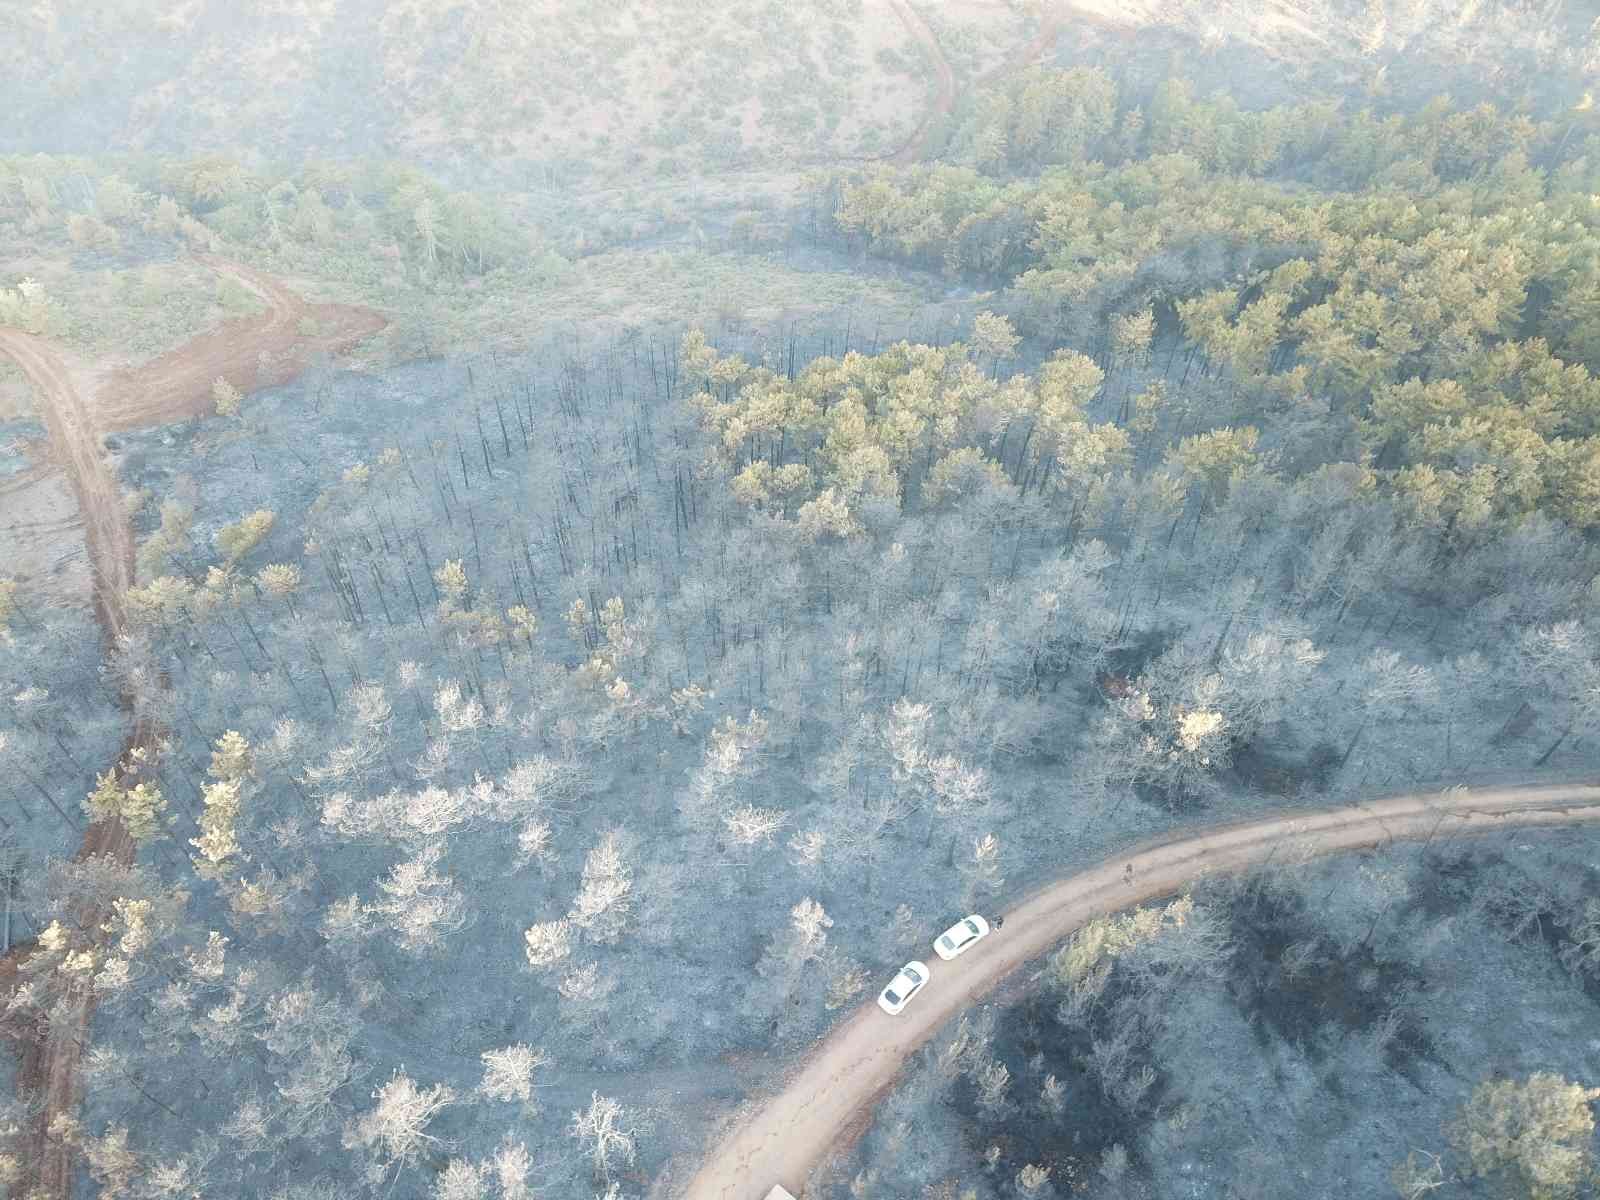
(904, 966, 922, 982)
(939, 934, 954, 949)
(884, 990, 900, 1005)
(965, 919, 981, 935)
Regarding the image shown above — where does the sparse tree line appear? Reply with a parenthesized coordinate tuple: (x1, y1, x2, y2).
(0, 587, 127, 870)
(938, 69, 1561, 184)
(0, 152, 565, 292)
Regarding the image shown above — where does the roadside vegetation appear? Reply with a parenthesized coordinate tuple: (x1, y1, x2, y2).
(834, 828, 1600, 1200)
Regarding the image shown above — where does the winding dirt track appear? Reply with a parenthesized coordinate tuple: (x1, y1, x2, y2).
(972, 10, 1067, 90)
(0, 260, 383, 1200)
(878, 1, 1113, 167)
(886, 0, 955, 166)
(677, 782, 1600, 1200)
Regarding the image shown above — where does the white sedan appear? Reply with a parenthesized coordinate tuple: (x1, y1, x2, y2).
(933, 914, 991, 961)
(876, 960, 930, 1015)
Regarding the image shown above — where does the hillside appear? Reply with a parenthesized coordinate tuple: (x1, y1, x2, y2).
(3, 5, 1600, 1200)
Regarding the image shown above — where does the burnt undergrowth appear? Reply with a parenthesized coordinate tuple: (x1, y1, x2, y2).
(1220, 871, 1444, 1089)
(945, 978, 1164, 1192)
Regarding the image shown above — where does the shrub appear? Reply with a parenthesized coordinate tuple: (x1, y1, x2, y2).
(1448, 1073, 1600, 1200)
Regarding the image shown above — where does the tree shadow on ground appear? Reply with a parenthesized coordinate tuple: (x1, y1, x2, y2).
(1413, 844, 1600, 1011)
(1228, 737, 1341, 798)
(947, 984, 1162, 1194)
(1221, 873, 1444, 1092)
(1136, 735, 1342, 815)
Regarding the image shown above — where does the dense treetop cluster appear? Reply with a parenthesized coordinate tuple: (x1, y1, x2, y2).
(813, 69, 1600, 541)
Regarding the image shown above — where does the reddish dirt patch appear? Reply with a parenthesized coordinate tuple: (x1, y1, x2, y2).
(99, 255, 388, 432)
(0, 329, 136, 637)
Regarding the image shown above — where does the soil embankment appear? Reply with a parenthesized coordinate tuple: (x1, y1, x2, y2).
(99, 255, 387, 431)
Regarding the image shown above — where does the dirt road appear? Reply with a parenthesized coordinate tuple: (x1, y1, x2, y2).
(878, 1, 1124, 167)
(886, 0, 955, 166)
(0, 326, 146, 1199)
(0, 258, 382, 1200)
(972, 10, 1067, 91)
(0, 330, 134, 637)
(675, 781, 1600, 1200)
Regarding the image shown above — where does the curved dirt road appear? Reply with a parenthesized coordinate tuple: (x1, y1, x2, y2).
(879, 2, 1116, 167)
(677, 781, 1600, 1200)
(886, 0, 955, 166)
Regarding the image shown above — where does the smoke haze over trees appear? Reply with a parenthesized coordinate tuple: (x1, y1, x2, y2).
(4, 3, 1600, 1199)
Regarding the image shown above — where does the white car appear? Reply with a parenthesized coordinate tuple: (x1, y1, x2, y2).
(876, 960, 930, 1015)
(933, 914, 991, 961)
